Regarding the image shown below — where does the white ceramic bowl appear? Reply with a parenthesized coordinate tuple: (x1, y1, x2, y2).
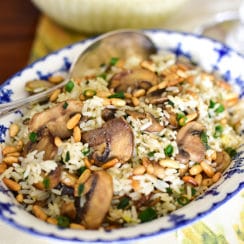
(31, 0, 188, 34)
(0, 30, 244, 243)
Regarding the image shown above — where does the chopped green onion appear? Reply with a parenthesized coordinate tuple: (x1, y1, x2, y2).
(109, 57, 119, 66)
(209, 99, 216, 109)
(65, 80, 74, 92)
(118, 197, 130, 209)
(98, 73, 107, 80)
(177, 113, 187, 126)
(78, 183, 84, 196)
(43, 178, 50, 189)
(147, 151, 156, 157)
(164, 144, 174, 157)
(82, 147, 91, 156)
(83, 89, 96, 98)
(166, 187, 173, 195)
(200, 131, 208, 148)
(57, 216, 70, 228)
(63, 101, 69, 109)
(108, 91, 125, 99)
(77, 166, 87, 176)
(139, 207, 157, 223)
(29, 132, 37, 142)
(225, 147, 237, 158)
(65, 151, 70, 162)
(215, 104, 225, 114)
(177, 195, 190, 206)
(167, 100, 174, 107)
(214, 125, 223, 138)
(191, 188, 197, 196)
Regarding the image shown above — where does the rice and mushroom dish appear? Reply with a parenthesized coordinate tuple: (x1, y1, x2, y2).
(0, 51, 243, 230)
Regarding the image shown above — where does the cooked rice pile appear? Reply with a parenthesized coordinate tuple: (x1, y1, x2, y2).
(0, 51, 243, 230)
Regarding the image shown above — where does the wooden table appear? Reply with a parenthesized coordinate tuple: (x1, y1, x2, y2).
(0, 1, 39, 84)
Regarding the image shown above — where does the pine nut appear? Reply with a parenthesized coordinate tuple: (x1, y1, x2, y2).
(16, 140, 24, 151)
(0, 163, 7, 174)
(147, 85, 158, 94)
(189, 164, 202, 175)
(73, 126, 81, 142)
(158, 80, 168, 90)
(102, 158, 119, 169)
(146, 163, 154, 175)
(131, 179, 140, 191)
(47, 217, 58, 225)
(77, 169, 91, 184)
(110, 98, 126, 107)
(66, 113, 81, 130)
(49, 89, 61, 102)
(182, 175, 198, 186)
(3, 178, 21, 191)
(61, 171, 77, 187)
(142, 157, 150, 168)
(212, 172, 222, 183)
(131, 97, 140, 106)
(6, 152, 20, 157)
(200, 161, 215, 177)
(3, 156, 19, 165)
(84, 157, 92, 168)
(32, 205, 47, 221)
(153, 165, 165, 179)
(9, 124, 19, 137)
(70, 223, 85, 230)
(159, 159, 180, 169)
(16, 193, 24, 203)
(48, 75, 64, 84)
(133, 165, 146, 175)
(2, 146, 18, 156)
(54, 136, 63, 147)
(194, 174, 203, 186)
(202, 178, 213, 187)
(132, 89, 146, 98)
(140, 60, 155, 72)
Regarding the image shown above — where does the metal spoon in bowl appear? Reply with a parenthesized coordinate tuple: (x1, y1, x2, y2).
(0, 30, 157, 117)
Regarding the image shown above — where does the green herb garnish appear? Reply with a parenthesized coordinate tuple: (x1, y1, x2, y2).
(109, 57, 119, 66)
(43, 178, 50, 189)
(177, 113, 187, 126)
(78, 183, 84, 196)
(200, 131, 208, 149)
(214, 125, 223, 138)
(138, 207, 157, 223)
(65, 80, 74, 92)
(118, 197, 130, 209)
(147, 151, 156, 158)
(177, 195, 190, 206)
(167, 100, 174, 107)
(98, 73, 107, 80)
(215, 104, 225, 114)
(209, 99, 216, 109)
(77, 166, 87, 176)
(63, 101, 69, 109)
(83, 89, 97, 98)
(166, 187, 173, 195)
(82, 147, 91, 156)
(65, 151, 70, 162)
(57, 216, 70, 228)
(108, 91, 125, 99)
(225, 147, 237, 158)
(29, 132, 37, 142)
(164, 144, 174, 157)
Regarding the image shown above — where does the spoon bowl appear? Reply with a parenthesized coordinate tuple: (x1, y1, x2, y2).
(0, 30, 156, 116)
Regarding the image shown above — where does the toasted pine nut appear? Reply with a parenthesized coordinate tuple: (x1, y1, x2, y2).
(32, 205, 47, 221)
(84, 157, 92, 168)
(133, 165, 146, 175)
(3, 178, 21, 191)
(73, 126, 81, 142)
(132, 89, 146, 98)
(202, 178, 213, 187)
(77, 169, 91, 184)
(212, 172, 222, 183)
(9, 124, 19, 137)
(102, 158, 119, 169)
(2, 146, 18, 156)
(195, 174, 203, 186)
(49, 89, 61, 102)
(176, 69, 187, 78)
(142, 157, 150, 168)
(61, 171, 77, 187)
(147, 85, 158, 94)
(102, 98, 111, 106)
(16, 140, 24, 151)
(16, 193, 24, 203)
(189, 164, 202, 175)
(96, 91, 112, 98)
(6, 152, 20, 157)
(66, 113, 81, 130)
(3, 156, 19, 165)
(79, 94, 86, 101)
(182, 175, 198, 186)
(146, 163, 154, 175)
(211, 151, 217, 161)
(0, 163, 7, 174)
(70, 223, 85, 230)
(131, 179, 140, 191)
(47, 217, 58, 225)
(158, 80, 168, 89)
(185, 112, 198, 123)
(48, 75, 64, 84)
(153, 165, 165, 179)
(200, 161, 215, 177)
(159, 159, 180, 169)
(54, 136, 63, 147)
(140, 60, 155, 72)
(110, 98, 126, 107)
(131, 97, 139, 106)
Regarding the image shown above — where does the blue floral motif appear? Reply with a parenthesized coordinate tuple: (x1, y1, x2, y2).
(235, 76, 244, 98)
(213, 45, 231, 62)
(0, 124, 8, 143)
(223, 70, 232, 82)
(170, 42, 191, 59)
(0, 88, 13, 104)
(168, 213, 187, 226)
(0, 202, 15, 215)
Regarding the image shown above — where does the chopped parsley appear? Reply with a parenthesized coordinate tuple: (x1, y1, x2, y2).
(225, 147, 237, 158)
(83, 89, 96, 98)
(43, 178, 50, 189)
(82, 147, 91, 156)
(65, 151, 70, 162)
(214, 125, 223, 138)
(109, 57, 119, 66)
(147, 151, 156, 158)
(166, 187, 173, 195)
(209, 99, 216, 109)
(63, 101, 69, 109)
(77, 166, 87, 176)
(177, 195, 190, 206)
(139, 207, 157, 223)
(215, 104, 225, 114)
(108, 91, 125, 99)
(177, 113, 187, 126)
(65, 80, 74, 92)
(164, 144, 174, 157)
(118, 197, 130, 209)
(98, 73, 107, 80)
(200, 131, 208, 149)
(77, 183, 84, 196)
(57, 216, 70, 228)
(29, 132, 37, 142)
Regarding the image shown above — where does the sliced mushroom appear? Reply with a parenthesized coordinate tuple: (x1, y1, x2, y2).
(29, 99, 83, 139)
(176, 121, 206, 163)
(61, 201, 76, 220)
(126, 110, 163, 132)
(23, 128, 57, 160)
(215, 151, 231, 172)
(82, 117, 134, 165)
(109, 68, 158, 92)
(101, 108, 116, 121)
(81, 171, 113, 229)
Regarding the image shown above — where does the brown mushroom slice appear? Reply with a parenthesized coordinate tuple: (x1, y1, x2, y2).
(29, 100, 83, 139)
(126, 110, 163, 132)
(109, 68, 158, 92)
(101, 108, 116, 121)
(215, 151, 231, 172)
(82, 171, 113, 229)
(82, 117, 134, 165)
(176, 121, 206, 163)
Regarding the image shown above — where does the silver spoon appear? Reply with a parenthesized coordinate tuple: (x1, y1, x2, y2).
(0, 30, 156, 117)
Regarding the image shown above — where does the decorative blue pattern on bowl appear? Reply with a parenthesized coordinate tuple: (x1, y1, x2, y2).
(0, 30, 243, 243)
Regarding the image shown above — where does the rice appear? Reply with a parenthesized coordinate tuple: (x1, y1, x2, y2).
(0, 50, 243, 230)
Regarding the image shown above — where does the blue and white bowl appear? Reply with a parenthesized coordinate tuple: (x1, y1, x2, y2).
(0, 30, 244, 243)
